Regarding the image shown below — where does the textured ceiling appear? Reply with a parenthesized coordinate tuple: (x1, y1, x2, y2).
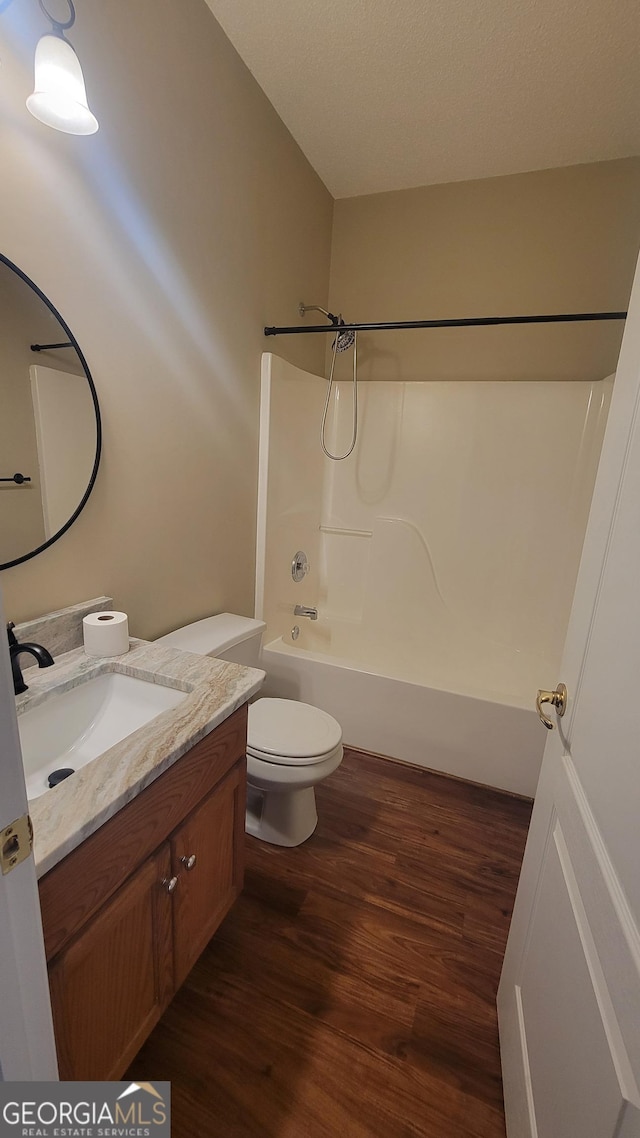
(204, 0, 640, 198)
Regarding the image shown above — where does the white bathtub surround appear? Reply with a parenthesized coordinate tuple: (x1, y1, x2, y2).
(257, 354, 612, 795)
(18, 640, 264, 876)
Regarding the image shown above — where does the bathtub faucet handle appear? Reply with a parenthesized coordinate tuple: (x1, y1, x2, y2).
(294, 605, 318, 621)
(291, 551, 310, 582)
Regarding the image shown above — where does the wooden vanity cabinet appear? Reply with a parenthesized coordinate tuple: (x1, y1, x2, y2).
(38, 705, 247, 1081)
(47, 846, 174, 1081)
(170, 767, 241, 988)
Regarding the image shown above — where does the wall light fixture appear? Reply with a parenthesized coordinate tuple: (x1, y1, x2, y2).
(26, 0, 98, 135)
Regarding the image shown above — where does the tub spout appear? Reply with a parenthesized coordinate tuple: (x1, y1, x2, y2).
(294, 605, 318, 621)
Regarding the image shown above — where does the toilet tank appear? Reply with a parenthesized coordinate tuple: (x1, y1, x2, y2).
(155, 613, 266, 668)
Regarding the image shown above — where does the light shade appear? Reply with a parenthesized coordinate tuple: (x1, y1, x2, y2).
(27, 33, 98, 135)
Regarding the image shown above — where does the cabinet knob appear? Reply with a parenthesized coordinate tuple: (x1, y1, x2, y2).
(161, 875, 179, 894)
(181, 854, 196, 870)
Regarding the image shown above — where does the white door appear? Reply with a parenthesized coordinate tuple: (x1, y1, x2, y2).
(498, 256, 640, 1135)
(0, 587, 57, 1080)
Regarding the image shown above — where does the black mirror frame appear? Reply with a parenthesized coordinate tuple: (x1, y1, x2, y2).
(0, 253, 102, 571)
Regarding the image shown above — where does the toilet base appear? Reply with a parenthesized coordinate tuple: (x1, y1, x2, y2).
(245, 785, 318, 847)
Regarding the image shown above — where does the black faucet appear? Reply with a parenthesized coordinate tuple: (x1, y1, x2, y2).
(7, 622, 54, 695)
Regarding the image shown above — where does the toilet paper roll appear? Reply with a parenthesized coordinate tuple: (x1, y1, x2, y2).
(83, 611, 130, 657)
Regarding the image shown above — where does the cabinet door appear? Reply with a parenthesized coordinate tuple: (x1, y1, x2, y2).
(171, 760, 245, 988)
(48, 846, 174, 1081)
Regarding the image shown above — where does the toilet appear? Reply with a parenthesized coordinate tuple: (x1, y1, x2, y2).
(155, 614, 343, 847)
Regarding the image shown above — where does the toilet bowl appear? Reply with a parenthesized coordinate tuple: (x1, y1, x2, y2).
(155, 614, 343, 846)
(245, 696, 343, 846)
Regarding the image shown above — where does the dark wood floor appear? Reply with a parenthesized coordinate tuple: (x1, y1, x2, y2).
(128, 749, 532, 1137)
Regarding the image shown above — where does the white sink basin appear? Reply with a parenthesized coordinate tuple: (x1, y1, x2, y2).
(19, 672, 187, 800)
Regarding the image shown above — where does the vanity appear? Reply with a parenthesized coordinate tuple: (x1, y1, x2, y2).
(15, 621, 263, 1082)
(40, 707, 247, 1082)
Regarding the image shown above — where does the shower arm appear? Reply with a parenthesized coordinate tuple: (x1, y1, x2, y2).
(265, 310, 627, 337)
(298, 303, 341, 326)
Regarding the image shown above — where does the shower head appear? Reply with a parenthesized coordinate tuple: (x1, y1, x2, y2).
(333, 319, 356, 352)
(299, 303, 356, 352)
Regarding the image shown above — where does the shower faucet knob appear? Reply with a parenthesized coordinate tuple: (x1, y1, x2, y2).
(291, 551, 310, 582)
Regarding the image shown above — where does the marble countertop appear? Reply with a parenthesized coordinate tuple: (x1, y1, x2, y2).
(18, 641, 265, 878)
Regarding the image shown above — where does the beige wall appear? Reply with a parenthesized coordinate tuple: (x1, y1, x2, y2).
(0, 0, 332, 635)
(328, 159, 640, 383)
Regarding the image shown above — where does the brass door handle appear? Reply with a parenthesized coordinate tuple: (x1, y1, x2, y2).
(536, 683, 567, 730)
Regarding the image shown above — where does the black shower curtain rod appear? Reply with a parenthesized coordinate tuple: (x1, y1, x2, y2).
(264, 311, 627, 337)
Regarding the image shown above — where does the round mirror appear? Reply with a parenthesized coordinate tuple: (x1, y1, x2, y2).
(0, 254, 101, 570)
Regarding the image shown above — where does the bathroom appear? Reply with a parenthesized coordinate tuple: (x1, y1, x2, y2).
(1, 0, 640, 1135)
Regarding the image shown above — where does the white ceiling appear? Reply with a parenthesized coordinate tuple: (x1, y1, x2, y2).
(204, 0, 640, 199)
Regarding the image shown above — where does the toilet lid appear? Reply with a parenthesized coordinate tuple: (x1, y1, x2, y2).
(247, 698, 342, 762)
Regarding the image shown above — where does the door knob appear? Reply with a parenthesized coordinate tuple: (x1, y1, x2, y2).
(536, 683, 567, 730)
(161, 875, 178, 893)
(181, 854, 196, 870)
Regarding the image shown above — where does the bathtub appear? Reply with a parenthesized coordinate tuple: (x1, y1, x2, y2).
(254, 354, 590, 799)
(260, 632, 545, 798)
